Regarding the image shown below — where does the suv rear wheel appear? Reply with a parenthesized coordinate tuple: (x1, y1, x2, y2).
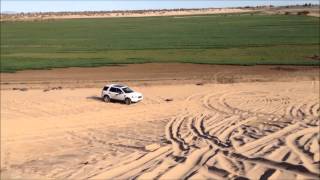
(103, 95, 110, 103)
(125, 98, 131, 105)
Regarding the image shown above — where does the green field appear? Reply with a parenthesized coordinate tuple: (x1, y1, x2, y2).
(1, 14, 319, 72)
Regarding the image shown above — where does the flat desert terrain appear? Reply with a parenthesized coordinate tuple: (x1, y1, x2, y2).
(1, 64, 319, 179)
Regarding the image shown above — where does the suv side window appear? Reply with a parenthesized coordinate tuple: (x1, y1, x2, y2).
(110, 87, 117, 92)
(103, 86, 109, 91)
(117, 88, 123, 94)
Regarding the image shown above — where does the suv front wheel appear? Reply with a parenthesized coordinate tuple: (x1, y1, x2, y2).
(125, 98, 131, 105)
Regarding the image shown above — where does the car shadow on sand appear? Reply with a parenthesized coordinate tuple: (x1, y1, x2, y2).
(86, 96, 103, 101)
(86, 96, 127, 104)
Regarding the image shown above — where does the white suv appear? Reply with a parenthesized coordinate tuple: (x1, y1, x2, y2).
(101, 84, 143, 105)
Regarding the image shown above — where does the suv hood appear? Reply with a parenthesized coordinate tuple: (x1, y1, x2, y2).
(126, 92, 142, 97)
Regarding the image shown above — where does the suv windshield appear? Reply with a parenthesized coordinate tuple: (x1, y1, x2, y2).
(122, 87, 134, 93)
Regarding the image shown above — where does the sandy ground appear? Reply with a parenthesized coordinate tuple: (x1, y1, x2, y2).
(1, 64, 319, 179)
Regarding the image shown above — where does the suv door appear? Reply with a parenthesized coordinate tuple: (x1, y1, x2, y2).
(114, 88, 125, 101)
(109, 87, 118, 99)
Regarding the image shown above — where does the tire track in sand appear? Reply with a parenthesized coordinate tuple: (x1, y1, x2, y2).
(93, 85, 320, 179)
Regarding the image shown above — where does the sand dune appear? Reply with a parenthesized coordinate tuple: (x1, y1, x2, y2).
(1, 80, 319, 179)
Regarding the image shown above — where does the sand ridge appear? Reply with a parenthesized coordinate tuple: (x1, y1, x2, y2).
(0, 8, 253, 21)
(1, 64, 319, 90)
(1, 5, 319, 22)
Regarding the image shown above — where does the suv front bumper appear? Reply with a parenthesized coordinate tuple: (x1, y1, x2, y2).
(131, 96, 143, 103)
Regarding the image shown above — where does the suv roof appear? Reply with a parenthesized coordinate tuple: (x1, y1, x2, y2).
(105, 84, 127, 88)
